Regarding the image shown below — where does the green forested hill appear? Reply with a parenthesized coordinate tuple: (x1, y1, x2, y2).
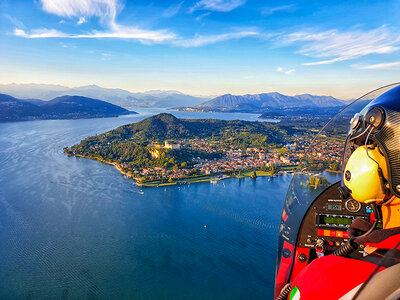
(95, 113, 288, 145)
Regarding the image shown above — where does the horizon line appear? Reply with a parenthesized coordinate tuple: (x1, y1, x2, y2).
(0, 82, 358, 100)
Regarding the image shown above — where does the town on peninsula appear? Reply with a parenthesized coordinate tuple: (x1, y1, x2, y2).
(64, 113, 344, 187)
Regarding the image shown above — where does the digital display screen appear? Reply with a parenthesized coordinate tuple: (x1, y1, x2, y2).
(327, 204, 342, 211)
(323, 216, 352, 226)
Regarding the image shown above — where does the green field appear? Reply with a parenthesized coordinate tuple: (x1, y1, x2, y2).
(240, 170, 275, 177)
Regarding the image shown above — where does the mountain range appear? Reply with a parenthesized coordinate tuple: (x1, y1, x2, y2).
(0, 84, 208, 109)
(179, 92, 346, 113)
(0, 83, 351, 122)
(0, 94, 134, 122)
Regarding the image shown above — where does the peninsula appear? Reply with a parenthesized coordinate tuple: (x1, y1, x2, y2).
(64, 113, 343, 187)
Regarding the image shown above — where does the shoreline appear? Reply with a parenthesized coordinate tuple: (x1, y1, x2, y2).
(70, 154, 281, 188)
(325, 169, 341, 174)
(74, 154, 135, 179)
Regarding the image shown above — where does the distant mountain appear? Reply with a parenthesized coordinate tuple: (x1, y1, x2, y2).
(39, 95, 133, 118)
(0, 93, 135, 122)
(179, 92, 345, 113)
(21, 98, 46, 105)
(0, 94, 44, 122)
(0, 84, 209, 109)
(127, 90, 207, 109)
(290, 94, 344, 107)
(0, 83, 69, 100)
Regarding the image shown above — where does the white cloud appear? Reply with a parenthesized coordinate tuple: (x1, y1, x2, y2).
(14, 0, 257, 46)
(163, 1, 184, 18)
(261, 4, 296, 16)
(277, 66, 295, 75)
(14, 27, 257, 46)
(195, 12, 211, 21)
(101, 53, 112, 60)
(4, 15, 25, 28)
(77, 17, 87, 25)
(40, 0, 119, 25)
(14, 28, 68, 38)
(60, 42, 74, 48)
(190, 0, 245, 13)
(279, 26, 400, 65)
(173, 31, 258, 47)
(14, 27, 175, 42)
(15, 0, 175, 43)
(354, 62, 400, 70)
(302, 57, 344, 66)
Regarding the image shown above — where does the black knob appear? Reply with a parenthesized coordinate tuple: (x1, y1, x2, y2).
(298, 253, 307, 263)
(283, 248, 292, 258)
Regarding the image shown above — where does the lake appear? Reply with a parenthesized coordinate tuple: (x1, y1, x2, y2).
(0, 111, 289, 299)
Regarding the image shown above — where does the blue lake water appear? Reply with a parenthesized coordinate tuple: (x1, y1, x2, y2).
(0, 111, 289, 299)
(126, 108, 278, 122)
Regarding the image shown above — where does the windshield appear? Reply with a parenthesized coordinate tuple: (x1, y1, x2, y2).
(275, 83, 400, 294)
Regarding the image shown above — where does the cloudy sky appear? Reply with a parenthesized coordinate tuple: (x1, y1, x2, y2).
(1, 0, 399, 98)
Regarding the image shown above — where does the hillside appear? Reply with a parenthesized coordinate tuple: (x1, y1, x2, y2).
(39, 95, 131, 118)
(0, 93, 135, 122)
(97, 113, 288, 143)
(179, 92, 345, 113)
(0, 94, 44, 122)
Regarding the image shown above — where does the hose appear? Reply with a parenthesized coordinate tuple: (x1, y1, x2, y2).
(333, 238, 359, 257)
(276, 283, 292, 300)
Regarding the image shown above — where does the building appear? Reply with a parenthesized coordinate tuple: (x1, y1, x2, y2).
(164, 141, 181, 150)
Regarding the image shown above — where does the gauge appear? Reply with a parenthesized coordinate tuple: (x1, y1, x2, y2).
(345, 199, 361, 213)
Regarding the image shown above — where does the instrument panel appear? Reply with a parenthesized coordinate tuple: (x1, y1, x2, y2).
(297, 182, 372, 261)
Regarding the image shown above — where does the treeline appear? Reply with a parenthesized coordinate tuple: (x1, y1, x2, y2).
(66, 139, 222, 171)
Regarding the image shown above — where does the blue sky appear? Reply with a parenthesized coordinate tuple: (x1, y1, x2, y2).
(1, 0, 400, 98)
